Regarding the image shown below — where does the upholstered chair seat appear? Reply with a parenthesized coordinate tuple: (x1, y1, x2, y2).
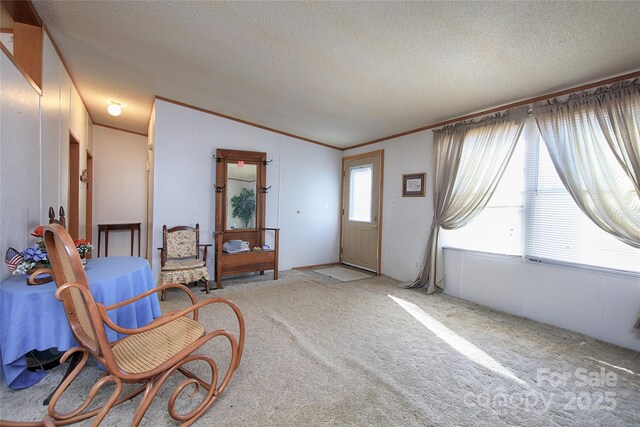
(162, 259, 206, 271)
(158, 224, 211, 300)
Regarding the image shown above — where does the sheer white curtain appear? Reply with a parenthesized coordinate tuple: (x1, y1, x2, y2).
(533, 80, 640, 328)
(595, 79, 640, 193)
(533, 81, 640, 249)
(410, 108, 528, 293)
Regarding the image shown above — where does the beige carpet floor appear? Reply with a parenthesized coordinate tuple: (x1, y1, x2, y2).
(1, 270, 639, 426)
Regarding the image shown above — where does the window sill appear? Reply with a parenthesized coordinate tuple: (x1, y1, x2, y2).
(442, 246, 639, 278)
(442, 246, 522, 261)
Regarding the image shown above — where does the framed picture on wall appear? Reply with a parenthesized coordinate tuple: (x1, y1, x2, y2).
(402, 173, 426, 197)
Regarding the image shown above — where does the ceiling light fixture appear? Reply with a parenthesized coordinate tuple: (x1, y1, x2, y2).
(107, 101, 123, 117)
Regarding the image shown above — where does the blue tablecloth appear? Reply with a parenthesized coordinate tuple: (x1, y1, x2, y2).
(0, 257, 161, 389)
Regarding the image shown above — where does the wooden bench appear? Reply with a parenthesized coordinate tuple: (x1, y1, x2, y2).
(214, 228, 279, 288)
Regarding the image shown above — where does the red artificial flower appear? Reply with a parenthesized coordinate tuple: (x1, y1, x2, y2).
(31, 226, 45, 237)
(74, 239, 89, 246)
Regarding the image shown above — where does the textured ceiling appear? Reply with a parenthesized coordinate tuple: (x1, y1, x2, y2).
(34, 1, 640, 148)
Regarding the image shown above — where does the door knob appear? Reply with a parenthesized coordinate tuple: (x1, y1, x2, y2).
(372, 224, 378, 230)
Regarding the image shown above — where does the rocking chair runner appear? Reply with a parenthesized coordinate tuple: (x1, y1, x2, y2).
(29, 224, 245, 426)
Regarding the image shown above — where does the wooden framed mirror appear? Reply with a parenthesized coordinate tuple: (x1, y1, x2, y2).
(215, 149, 266, 238)
(214, 149, 278, 288)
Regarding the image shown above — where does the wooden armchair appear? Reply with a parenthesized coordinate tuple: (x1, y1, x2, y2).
(37, 223, 245, 426)
(158, 224, 212, 300)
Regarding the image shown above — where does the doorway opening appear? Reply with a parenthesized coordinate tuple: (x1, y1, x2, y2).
(85, 150, 93, 257)
(68, 133, 80, 240)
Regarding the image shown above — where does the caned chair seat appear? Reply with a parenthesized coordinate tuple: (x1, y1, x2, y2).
(161, 258, 206, 271)
(112, 316, 205, 374)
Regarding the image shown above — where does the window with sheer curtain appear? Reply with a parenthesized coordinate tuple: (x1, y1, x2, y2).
(442, 128, 525, 256)
(443, 119, 640, 273)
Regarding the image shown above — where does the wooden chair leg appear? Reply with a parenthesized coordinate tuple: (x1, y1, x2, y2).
(161, 289, 167, 301)
(197, 278, 210, 293)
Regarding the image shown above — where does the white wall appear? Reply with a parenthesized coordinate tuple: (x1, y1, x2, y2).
(92, 125, 148, 257)
(444, 249, 640, 351)
(0, 32, 91, 280)
(343, 131, 434, 282)
(40, 33, 61, 223)
(146, 105, 156, 259)
(150, 99, 342, 281)
(278, 137, 342, 269)
(0, 49, 41, 280)
(58, 65, 71, 217)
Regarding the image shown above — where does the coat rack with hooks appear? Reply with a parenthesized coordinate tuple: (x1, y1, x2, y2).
(214, 148, 279, 289)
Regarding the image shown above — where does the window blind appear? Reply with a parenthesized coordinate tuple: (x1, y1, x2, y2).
(525, 129, 640, 273)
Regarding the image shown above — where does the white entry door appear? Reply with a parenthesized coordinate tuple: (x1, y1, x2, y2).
(341, 151, 382, 273)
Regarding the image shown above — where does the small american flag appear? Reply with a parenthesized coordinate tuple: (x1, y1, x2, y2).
(5, 247, 23, 273)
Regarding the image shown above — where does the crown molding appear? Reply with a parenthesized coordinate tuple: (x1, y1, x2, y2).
(343, 69, 640, 151)
(93, 122, 148, 137)
(155, 96, 342, 151)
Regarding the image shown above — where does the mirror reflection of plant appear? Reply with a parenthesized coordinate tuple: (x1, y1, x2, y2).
(230, 188, 256, 228)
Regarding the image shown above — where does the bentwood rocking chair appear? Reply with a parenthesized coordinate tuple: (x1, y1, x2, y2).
(38, 224, 245, 426)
